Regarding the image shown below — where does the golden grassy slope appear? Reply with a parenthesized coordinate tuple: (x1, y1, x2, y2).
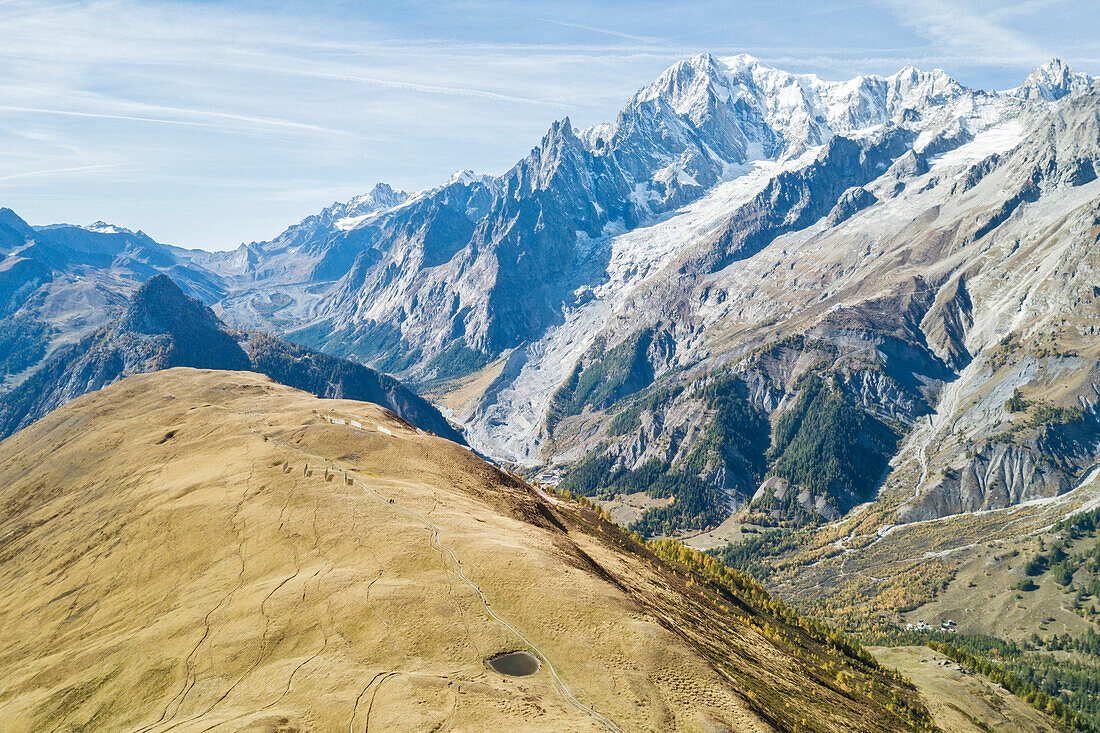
(0, 369, 926, 732)
(869, 647, 1059, 733)
(417, 356, 507, 416)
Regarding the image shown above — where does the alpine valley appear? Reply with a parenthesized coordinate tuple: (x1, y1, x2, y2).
(5, 53, 1100, 731)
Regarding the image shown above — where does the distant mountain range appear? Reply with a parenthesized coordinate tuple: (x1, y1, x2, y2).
(0, 274, 461, 443)
(2, 55, 1098, 538)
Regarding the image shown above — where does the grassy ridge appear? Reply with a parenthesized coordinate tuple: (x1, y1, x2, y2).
(855, 623, 1100, 732)
(544, 483, 936, 731)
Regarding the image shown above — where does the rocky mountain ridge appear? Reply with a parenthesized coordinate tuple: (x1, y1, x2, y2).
(2, 55, 1097, 538)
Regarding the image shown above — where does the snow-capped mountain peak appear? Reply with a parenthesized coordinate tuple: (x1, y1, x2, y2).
(634, 52, 728, 111)
(1012, 58, 1094, 100)
(447, 169, 493, 186)
(339, 182, 409, 218)
(885, 64, 964, 107)
(86, 221, 129, 234)
(721, 51, 759, 68)
(603, 54, 977, 180)
(268, 182, 409, 240)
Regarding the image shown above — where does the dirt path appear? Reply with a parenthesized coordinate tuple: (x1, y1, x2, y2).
(531, 484, 560, 506)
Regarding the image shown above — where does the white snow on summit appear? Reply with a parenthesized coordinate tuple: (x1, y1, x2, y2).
(85, 221, 132, 235)
(1011, 58, 1094, 101)
(447, 169, 493, 186)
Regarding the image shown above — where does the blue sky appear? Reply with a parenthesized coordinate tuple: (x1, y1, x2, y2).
(2, 0, 1096, 250)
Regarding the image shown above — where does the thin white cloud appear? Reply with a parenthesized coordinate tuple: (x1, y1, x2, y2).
(0, 96, 341, 135)
(0, 104, 221, 128)
(0, 162, 130, 183)
(534, 18, 666, 44)
(879, 0, 1045, 65)
(97, 99, 341, 134)
(221, 61, 571, 109)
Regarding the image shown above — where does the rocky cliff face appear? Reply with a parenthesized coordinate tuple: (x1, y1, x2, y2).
(477, 64, 1097, 532)
(597, 85, 1100, 531)
(218, 55, 988, 369)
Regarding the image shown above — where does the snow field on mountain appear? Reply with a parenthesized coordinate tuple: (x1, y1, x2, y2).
(929, 120, 1025, 169)
(466, 151, 825, 463)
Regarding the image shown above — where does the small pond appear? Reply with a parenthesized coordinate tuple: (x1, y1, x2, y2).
(486, 650, 540, 677)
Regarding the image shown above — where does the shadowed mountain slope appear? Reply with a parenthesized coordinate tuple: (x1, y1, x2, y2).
(0, 275, 461, 443)
(0, 209, 227, 388)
